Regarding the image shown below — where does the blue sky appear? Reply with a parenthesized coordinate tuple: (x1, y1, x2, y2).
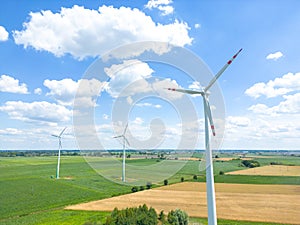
(0, 0, 300, 150)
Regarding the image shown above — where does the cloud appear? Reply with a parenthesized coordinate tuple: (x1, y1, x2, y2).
(136, 102, 162, 108)
(145, 0, 174, 15)
(194, 24, 201, 29)
(227, 116, 250, 127)
(245, 72, 300, 98)
(0, 26, 9, 41)
(13, 5, 192, 60)
(34, 88, 42, 95)
(0, 75, 29, 94)
(103, 114, 109, 120)
(44, 78, 105, 107)
(104, 59, 154, 98)
(0, 128, 23, 135)
(248, 93, 300, 115)
(0, 101, 71, 124)
(133, 117, 144, 125)
(266, 51, 283, 60)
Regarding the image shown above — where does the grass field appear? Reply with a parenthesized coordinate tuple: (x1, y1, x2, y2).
(0, 156, 130, 224)
(66, 182, 300, 224)
(1, 154, 300, 224)
(226, 165, 300, 176)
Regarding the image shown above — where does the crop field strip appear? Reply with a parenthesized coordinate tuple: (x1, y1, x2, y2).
(226, 165, 300, 176)
(66, 182, 300, 225)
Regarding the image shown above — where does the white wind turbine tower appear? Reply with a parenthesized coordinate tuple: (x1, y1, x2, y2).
(113, 123, 130, 182)
(167, 48, 242, 225)
(51, 127, 67, 179)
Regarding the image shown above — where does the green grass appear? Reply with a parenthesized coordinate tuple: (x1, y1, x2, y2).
(1, 210, 110, 225)
(0, 156, 129, 223)
(189, 217, 287, 225)
(1, 155, 299, 224)
(165, 157, 300, 185)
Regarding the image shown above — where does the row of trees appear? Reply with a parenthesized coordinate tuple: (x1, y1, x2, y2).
(0, 150, 79, 157)
(103, 204, 188, 225)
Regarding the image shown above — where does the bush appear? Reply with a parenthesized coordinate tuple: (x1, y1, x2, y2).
(241, 160, 260, 168)
(270, 161, 282, 165)
(139, 185, 145, 191)
(193, 175, 197, 180)
(181, 177, 184, 182)
(219, 171, 224, 175)
(131, 186, 138, 192)
(164, 179, 168, 185)
(105, 204, 157, 225)
(167, 209, 188, 225)
(146, 182, 152, 189)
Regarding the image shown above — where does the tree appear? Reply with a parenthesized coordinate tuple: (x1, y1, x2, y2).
(193, 175, 197, 180)
(105, 204, 158, 225)
(146, 182, 152, 189)
(181, 177, 184, 182)
(164, 179, 168, 185)
(167, 209, 188, 225)
(158, 210, 166, 223)
(219, 171, 224, 175)
(131, 186, 138, 192)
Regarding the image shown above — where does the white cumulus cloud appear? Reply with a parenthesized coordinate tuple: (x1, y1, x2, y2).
(145, 0, 174, 15)
(13, 5, 192, 60)
(104, 59, 154, 98)
(34, 88, 42, 95)
(0, 101, 71, 124)
(245, 72, 300, 98)
(0, 26, 9, 41)
(248, 93, 300, 115)
(266, 51, 283, 60)
(44, 78, 105, 107)
(0, 75, 28, 94)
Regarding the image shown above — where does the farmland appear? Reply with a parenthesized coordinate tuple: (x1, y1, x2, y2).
(0, 153, 300, 224)
(226, 165, 300, 176)
(67, 182, 300, 224)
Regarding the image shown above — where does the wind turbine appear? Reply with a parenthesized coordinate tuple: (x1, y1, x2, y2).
(167, 48, 242, 225)
(51, 127, 67, 179)
(113, 123, 130, 182)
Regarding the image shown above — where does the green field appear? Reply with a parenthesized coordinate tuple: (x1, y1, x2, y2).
(0, 154, 299, 224)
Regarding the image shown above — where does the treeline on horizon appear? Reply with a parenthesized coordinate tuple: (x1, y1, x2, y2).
(0, 149, 298, 158)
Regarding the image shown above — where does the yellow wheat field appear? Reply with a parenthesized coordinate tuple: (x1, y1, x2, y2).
(66, 182, 300, 224)
(226, 165, 300, 176)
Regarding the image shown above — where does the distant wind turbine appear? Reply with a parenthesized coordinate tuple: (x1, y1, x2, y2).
(167, 48, 242, 225)
(113, 123, 130, 182)
(51, 127, 67, 179)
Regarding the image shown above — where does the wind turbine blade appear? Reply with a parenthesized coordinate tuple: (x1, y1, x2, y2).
(204, 48, 242, 92)
(51, 134, 59, 138)
(113, 135, 123, 138)
(166, 88, 204, 95)
(204, 97, 216, 136)
(123, 123, 128, 135)
(59, 127, 67, 137)
(124, 137, 130, 146)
